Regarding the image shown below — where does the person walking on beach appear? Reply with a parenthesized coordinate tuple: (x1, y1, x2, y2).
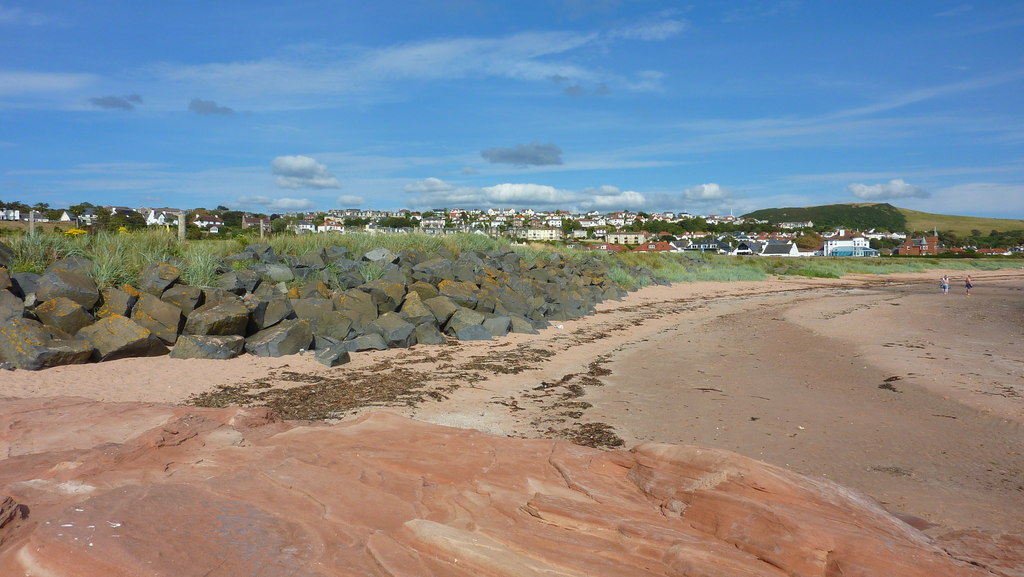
(940, 275, 949, 294)
(965, 274, 973, 296)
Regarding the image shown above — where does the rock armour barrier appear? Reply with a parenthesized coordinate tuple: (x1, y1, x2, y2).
(0, 243, 634, 370)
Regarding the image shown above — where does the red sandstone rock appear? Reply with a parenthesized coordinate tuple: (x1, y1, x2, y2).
(0, 396, 1010, 576)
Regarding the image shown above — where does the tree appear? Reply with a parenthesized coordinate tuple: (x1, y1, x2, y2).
(68, 202, 95, 217)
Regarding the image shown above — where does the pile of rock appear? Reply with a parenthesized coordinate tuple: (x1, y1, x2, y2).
(0, 242, 629, 370)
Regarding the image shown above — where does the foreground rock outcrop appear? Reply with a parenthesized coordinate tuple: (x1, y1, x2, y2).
(0, 397, 1009, 577)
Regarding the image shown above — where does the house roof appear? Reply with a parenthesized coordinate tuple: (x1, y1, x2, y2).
(761, 243, 796, 255)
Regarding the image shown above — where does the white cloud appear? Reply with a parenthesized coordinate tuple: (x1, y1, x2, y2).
(846, 178, 930, 200)
(403, 177, 453, 193)
(271, 155, 340, 189)
(236, 195, 317, 212)
(683, 183, 731, 201)
(335, 194, 364, 206)
(404, 181, 651, 212)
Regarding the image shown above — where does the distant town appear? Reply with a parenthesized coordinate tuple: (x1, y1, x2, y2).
(1, 201, 1020, 257)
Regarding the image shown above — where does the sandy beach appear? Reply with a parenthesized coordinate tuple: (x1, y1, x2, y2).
(4, 267, 1022, 537)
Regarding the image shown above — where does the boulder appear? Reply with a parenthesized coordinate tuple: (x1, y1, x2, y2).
(509, 315, 539, 335)
(34, 297, 93, 336)
(414, 322, 447, 345)
(46, 255, 95, 276)
(290, 297, 334, 320)
(344, 333, 388, 352)
(313, 342, 351, 367)
(251, 263, 295, 283)
(0, 289, 24, 322)
(185, 300, 250, 336)
(306, 311, 354, 341)
(170, 334, 246, 360)
(96, 286, 138, 318)
(334, 289, 378, 330)
(365, 312, 416, 348)
(245, 319, 313, 357)
(138, 262, 181, 296)
(298, 249, 327, 269)
(246, 296, 295, 331)
(36, 269, 100, 309)
(0, 317, 94, 369)
(161, 284, 204, 316)
(77, 314, 167, 361)
(131, 293, 184, 344)
(422, 295, 459, 325)
(406, 280, 440, 301)
(359, 280, 407, 313)
(481, 314, 511, 338)
(218, 269, 261, 295)
(398, 291, 436, 326)
(0, 267, 10, 292)
(9, 272, 38, 299)
(362, 247, 399, 264)
(245, 243, 278, 264)
(437, 279, 479, 309)
(444, 308, 491, 341)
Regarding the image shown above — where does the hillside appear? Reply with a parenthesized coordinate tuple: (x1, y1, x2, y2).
(896, 207, 1024, 237)
(742, 203, 906, 230)
(744, 203, 1024, 236)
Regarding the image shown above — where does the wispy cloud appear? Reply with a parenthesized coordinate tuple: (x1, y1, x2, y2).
(0, 70, 95, 95)
(0, 5, 53, 26)
(934, 4, 974, 18)
(236, 195, 317, 212)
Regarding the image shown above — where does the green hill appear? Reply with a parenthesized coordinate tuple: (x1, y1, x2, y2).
(742, 203, 906, 230)
(743, 203, 1024, 237)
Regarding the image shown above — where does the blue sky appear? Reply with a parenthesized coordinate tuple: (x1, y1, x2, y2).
(2, 1, 1023, 219)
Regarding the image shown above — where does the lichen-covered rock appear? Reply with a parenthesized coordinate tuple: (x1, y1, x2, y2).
(46, 255, 95, 277)
(359, 280, 406, 313)
(185, 300, 250, 336)
(170, 334, 246, 360)
(244, 319, 312, 357)
(0, 317, 94, 369)
(131, 293, 184, 344)
(77, 314, 166, 361)
(138, 262, 180, 296)
(437, 279, 479, 309)
(161, 284, 204, 316)
(96, 286, 138, 318)
(334, 289, 378, 330)
(35, 269, 100, 310)
(290, 297, 334, 320)
(34, 297, 93, 336)
(398, 291, 436, 326)
(365, 312, 416, 348)
(481, 314, 511, 338)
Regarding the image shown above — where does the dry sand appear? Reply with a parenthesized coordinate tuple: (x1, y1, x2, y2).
(3, 267, 1022, 537)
